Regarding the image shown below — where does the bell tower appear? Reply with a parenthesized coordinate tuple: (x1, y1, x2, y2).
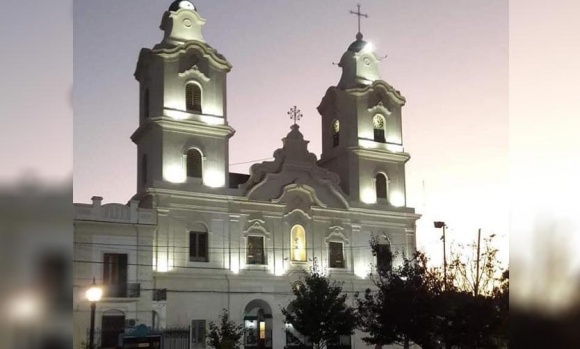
(317, 30, 410, 207)
(132, 1, 234, 195)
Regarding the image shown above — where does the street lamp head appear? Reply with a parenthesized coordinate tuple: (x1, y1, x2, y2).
(434, 221, 446, 229)
(86, 279, 103, 302)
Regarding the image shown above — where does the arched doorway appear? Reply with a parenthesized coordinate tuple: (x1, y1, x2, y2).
(243, 299, 272, 349)
(101, 309, 125, 349)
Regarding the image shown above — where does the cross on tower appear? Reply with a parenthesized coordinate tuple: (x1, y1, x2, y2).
(287, 106, 303, 125)
(350, 4, 368, 35)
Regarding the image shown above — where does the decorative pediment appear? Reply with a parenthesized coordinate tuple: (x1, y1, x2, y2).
(325, 226, 349, 244)
(272, 184, 327, 213)
(243, 219, 270, 239)
(178, 64, 210, 82)
(368, 101, 392, 116)
(242, 124, 349, 209)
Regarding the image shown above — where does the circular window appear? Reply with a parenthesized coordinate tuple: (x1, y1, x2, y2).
(183, 18, 192, 27)
(363, 57, 371, 66)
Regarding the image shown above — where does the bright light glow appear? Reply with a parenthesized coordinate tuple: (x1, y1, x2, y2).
(204, 169, 225, 187)
(390, 191, 405, 207)
(361, 188, 376, 204)
(86, 285, 103, 302)
(354, 264, 370, 279)
(231, 257, 240, 274)
(363, 42, 374, 53)
(165, 164, 186, 183)
(165, 109, 189, 121)
(200, 115, 224, 126)
(7, 292, 43, 322)
(275, 263, 287, 276)
(156, 253, 171, 272)
(386, 144, 403, 153)
(359, 139, 375, 149)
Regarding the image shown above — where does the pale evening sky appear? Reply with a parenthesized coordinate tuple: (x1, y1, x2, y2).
(73, 0, 509, 265)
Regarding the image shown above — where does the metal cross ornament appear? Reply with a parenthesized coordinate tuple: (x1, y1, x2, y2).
(288, 106, 303, 125)
(350, 4, 368, 34)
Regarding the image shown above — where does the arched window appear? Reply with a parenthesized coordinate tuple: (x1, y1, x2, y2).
(185, 82, 202, 113)
(375, 173, 388, 200)
(373, 114, 386, 143)
(332, 119, 340, 147)
(290, 225, 306, 262)
(186, 148, 202, 178)
(376, 243, 392, 273)
(141, 154, 148, 185)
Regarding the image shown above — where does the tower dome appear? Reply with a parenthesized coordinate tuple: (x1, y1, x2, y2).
(347, 32, 370, 53)
(168, 0, 196, 12)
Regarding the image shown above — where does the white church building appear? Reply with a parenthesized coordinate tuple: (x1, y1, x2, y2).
(73, 1, 420, 348)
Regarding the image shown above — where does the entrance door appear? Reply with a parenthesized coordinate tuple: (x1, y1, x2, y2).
(243, 300, 272, 349)
(102, 313, 125, 348)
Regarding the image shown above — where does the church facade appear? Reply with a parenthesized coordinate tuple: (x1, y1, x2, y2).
(73, 2, 420, 349)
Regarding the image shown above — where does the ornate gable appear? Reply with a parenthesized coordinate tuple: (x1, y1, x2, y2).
(242, 124, 349, 209)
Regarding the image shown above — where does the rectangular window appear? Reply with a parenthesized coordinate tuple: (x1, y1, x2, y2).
(332, 132, 339, 147)
(247, 236, 265, 265)
(328, 242, 345, 269)
(191, 320, 206, 348)
(190, 231, 208, 262)
(376, 244, 392, 272)
(103, 253, 128, 297)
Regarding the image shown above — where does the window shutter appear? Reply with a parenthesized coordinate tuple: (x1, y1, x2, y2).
(186, 83, 202, 113)
(198, 233, 207, 259)
(189, 232, 197, 260)
(329, 242, 344, 268)
(376, 174, 387, 199)
(186, 149, 202, 178)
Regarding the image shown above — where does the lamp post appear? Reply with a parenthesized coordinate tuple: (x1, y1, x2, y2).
(433, 221, 447, 289)
(86, 278, 103, 349)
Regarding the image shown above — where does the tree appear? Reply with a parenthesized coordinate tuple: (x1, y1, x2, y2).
(206, 309, 244, 349)
(282, 269, 357, 349)
(355, 242, 444, 349)
(447, 234, 504, 297)
(438, 235, 509, 348)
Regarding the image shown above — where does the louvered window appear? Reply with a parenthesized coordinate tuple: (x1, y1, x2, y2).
(143, 88, 150, 118)
(376, 173, 388, 199)
(186, 149, 202, 178)
(186, 83, 202, 113)
(141, 154, 148, 185)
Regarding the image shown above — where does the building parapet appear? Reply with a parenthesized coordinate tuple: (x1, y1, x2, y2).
(74, 196, 156, 224)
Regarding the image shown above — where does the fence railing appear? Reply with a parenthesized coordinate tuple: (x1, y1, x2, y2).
(103, 283, 141, 298)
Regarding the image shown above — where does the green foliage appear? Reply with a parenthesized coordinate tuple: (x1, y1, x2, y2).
(356, 244, 444, 349)
(282, 271, 357, 349)
(356, 236, 509, 349)
(206, 309, 244, 349)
